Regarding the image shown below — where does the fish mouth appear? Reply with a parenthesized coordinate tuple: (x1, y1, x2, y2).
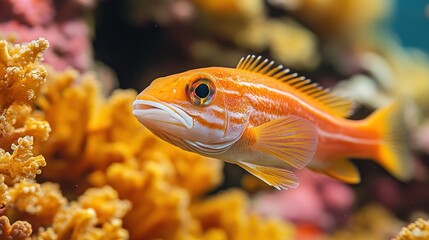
(132, 98, 193, 129)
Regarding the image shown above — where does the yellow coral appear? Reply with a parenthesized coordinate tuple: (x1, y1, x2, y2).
(192, 0, 263, 18)
(267, 19, 319, 69)
(0, 216, 32, 240)
(393, 218, 429, 240)
(190, 0, 320, 70)
(286, 0, 391, 37)
(34, 186, 130, 240)
(39, 204, 128, 240)
(0, 103, 50, 152)
(0, 38, 297, 240)
(37, 69, 104, 180)
(191, 190, 295, 240)
(322, 204, 404, 240)
(0, 38, 49, 109)
(0, 176, 8, 206)
(7, 181, 66, 227)
(77, 186, 131, 224)
(0, 38, 50, 193)
(0, 136, 46, 185)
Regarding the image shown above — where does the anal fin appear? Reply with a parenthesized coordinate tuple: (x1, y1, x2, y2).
(320, 159, 360, 184)
(237, 161, 299, 190)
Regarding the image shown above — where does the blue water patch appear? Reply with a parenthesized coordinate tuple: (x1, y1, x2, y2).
(391, 0, 429, 53)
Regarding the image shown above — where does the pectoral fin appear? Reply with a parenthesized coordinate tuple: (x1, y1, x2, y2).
(237, 161, 299, 190)
(251, 116, 318, 169)
(321, 159, 361, 184)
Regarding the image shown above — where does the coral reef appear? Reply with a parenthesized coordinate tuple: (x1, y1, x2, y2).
(253, 170, 354, 231)
(272, 0, 392, 37)
(36, 186, 130, 240)
(321, 204, 405, 240)
(0, 38, 130, 239)
(0, 0, 95, 71)
(190, 190, 295, 240)
(1, 0, 429, 239)
(393, 218, 429, 240)
(0, 216, 32, 240)
(0, 38, 298, 239)
(0, 38, 50, 208)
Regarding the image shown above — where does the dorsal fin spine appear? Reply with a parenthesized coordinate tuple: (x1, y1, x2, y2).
(236, 55, 354, 117)
(288, 76, 306, 85)
(273, 69, 290, 79)
(318, 94, 335, 102)
(237, 57, 245, 69)
(312, 89, 329, 98)
(261, 61, 274, 74)
(301, 83, 318, 92)
(243, 56, 254, 69)
(294, 79, 311, 88)
(280, 73, 298, 82)
(266, 65, 282, 76)
(254, 59, 268, 72)
(249, 56, 261, 70)
(306, 85, 322, 95)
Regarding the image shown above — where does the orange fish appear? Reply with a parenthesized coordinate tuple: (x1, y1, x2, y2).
(133, 55, 411, 190)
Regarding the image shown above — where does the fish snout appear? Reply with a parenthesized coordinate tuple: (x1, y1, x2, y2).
(132, 97, 193, 129)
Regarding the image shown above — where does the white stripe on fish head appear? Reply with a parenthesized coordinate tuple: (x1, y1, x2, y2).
(183, 102, 242, 155)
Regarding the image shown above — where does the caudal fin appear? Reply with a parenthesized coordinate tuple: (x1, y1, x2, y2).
(366, 102, 412, 181)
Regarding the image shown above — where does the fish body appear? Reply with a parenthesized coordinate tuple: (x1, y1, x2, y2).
(133, 55, 411, 189)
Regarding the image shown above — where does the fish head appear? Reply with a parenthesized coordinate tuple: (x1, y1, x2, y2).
(133, 67, 251, 156)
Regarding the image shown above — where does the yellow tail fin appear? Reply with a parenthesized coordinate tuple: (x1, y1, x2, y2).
(366, 102, 412, 181)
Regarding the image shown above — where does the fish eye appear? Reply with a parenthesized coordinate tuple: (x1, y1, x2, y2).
(195, 83, 209, 98)
(187, 78, 215, 106)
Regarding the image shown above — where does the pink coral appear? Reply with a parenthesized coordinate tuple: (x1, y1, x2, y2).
(6, 0, 55, 26)
(0, 0, 95, 71)
(0, 20, 92, 71)
(253, 169, 354, 231)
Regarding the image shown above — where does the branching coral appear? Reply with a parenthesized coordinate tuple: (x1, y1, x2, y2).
(77, 186, 131, 225)
(393, 218, 429, 240)
(271, 0, 392, 37)
(0, 136, 46, 184)
(191, 190, 295, 240)
(0, 38, 132, 239)
(7, 181, 66, 227)
(37, 187, 130, 240)
(321, 204, 404, 240)
(0, 38, 50, 209)
(0, 37, 51, 151)
(4, 180, 130, 240)
(36, 69, 102, 181)
(0, 216, 32, 240)
(0, 37, 48, 110)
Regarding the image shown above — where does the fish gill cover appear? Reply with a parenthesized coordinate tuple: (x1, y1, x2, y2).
(0, 0, 428, 240)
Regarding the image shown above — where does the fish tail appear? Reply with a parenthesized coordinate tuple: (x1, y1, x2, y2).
(366, 101, 412, 181)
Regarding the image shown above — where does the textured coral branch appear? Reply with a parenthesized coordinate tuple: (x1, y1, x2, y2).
(0, 216, 32, 240)
(37, 187, 130, 240)
(0, 37, 49, 110)
(8, 181, 67, 227)
(394, 218, 429, 240)
(0, 136, 46, 184)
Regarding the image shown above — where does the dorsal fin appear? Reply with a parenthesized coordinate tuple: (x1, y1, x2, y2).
(236, 55, 354, 118)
